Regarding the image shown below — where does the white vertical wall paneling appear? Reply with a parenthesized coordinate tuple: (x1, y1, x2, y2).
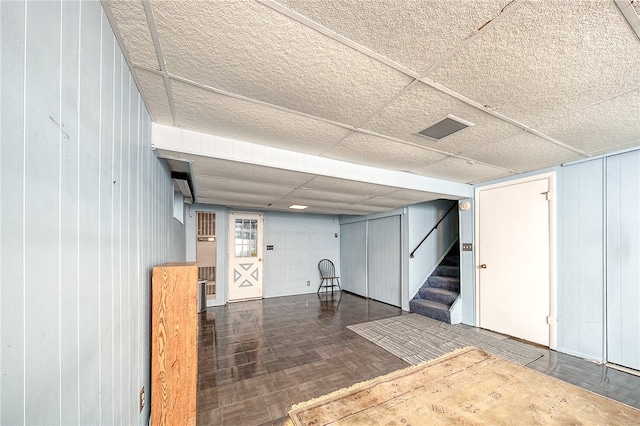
(122, 64, 131, 423)
(262, 212, 340, 298)
(60, 1, 81, 423)
(0, 1, 174, 424)
(558, 160, 604, 361)
(339, 221, 367, 297)
(0, 1, 26, 423)
(24, 2, 62, 423)
(367, 215, 402, 307)
(112, 44, 123, 424)
(606, 151, 640, 370)
(99, 12, 115, 424)
(78, 2, 102, 422)
(458, 199, 475, 325)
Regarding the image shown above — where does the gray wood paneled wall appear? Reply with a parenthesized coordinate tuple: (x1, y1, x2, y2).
(1, 2, 174, 424)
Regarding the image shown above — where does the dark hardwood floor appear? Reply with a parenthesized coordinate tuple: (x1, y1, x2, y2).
(196, 291, 640, 425)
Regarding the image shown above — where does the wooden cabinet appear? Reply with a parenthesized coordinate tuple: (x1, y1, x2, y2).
(151, 262, 198, 426)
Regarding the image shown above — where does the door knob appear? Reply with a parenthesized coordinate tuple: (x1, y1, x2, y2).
(480, 264, 487, 269)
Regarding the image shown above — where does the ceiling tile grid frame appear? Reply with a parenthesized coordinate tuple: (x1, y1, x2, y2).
(322, 131, 448, 172)
(457, 131, 585, 172)
(104, 0, 160, 70)
(149, 0, 416, 126)
(134, 69, 173, 123)
(536, 88, 640, 155)
(428, 0, 640, 128)
(277, 0, 517, 77)
(100, 0, 640, 208)
(101, 2, 600, 178)
(361, 80, 527, 156)
(171, 80, 353, 156)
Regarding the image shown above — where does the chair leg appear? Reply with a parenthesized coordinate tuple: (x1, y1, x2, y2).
(317, 278, 324, 294)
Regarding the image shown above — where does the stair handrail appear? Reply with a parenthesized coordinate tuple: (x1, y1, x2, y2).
(409, 203, 457, 259)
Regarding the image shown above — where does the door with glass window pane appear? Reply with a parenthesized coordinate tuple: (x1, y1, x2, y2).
(228, 212, 264, 301)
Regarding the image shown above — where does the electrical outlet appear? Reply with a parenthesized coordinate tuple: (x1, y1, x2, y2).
(306, 280, 310, 286)
(139, 387, 145, 412)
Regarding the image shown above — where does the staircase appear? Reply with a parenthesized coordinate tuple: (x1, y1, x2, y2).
(409, 245, 460, 323)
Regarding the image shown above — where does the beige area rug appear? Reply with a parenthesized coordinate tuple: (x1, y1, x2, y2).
(288, 347, 640, 426)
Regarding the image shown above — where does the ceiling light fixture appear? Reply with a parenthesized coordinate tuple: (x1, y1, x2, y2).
(418, 115, 474, 140)
(289, 204, 308, 210)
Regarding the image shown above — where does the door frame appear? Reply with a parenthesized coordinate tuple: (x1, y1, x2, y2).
(474, 172, 557, 349)
(227, 211, 264, 302)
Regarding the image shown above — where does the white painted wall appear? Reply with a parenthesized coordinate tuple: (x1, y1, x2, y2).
(263, 211, 340, 297)
(0, 2, 174, 424)
(184, 206, 340, 302)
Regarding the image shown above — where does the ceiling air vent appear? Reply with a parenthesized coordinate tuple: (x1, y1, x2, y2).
(418, 115, 474, 140)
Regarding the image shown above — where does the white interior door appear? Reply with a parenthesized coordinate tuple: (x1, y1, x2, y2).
(477, 177, 551, 346)
(228, 212, 263, 301)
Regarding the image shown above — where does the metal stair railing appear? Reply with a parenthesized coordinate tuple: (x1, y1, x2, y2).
(409, 202, 457, 259)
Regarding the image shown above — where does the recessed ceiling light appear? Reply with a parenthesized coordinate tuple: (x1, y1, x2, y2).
(289, 204, 308, 210)
(418, 115, 474, 140)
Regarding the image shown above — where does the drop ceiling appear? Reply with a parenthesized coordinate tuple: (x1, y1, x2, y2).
(102, 0, 640, 215)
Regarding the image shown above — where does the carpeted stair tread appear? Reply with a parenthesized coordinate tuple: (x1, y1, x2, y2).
(418, 287, 459, 305)
(409, 299, 451, 323)
(427, 275, 460, 292)
(434, 265, 460, 278)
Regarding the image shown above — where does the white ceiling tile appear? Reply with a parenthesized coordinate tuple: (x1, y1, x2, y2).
(363, 81, 523, 154)
(358, 197, 410, 209)
(384, 188, 448, 203)
(303, 176, 397, 197)
(323, 131, 447, 172)
(196, 189, 277, 206)
(171, 80, 350, 155)
(590, 140, 640, 156)
(414, 157, 512, 183)
(195, 176, 295, 197)
(285, 188, 370, 204)
(180, 154, 316, 187)
(151, 0, 413, 125)
(459, 132, 585, 172)
(104, 1, 159, 70)
(134, 69, 173, 124)
(429, 1, 640, 126)
(537, 89, 640, 154)
(279, 0, 513, 75)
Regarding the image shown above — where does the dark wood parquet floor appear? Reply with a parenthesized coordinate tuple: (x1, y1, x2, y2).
(196, 291, 640, 425)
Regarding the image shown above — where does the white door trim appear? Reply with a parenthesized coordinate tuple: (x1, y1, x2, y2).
(474, 172, 557, 349)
